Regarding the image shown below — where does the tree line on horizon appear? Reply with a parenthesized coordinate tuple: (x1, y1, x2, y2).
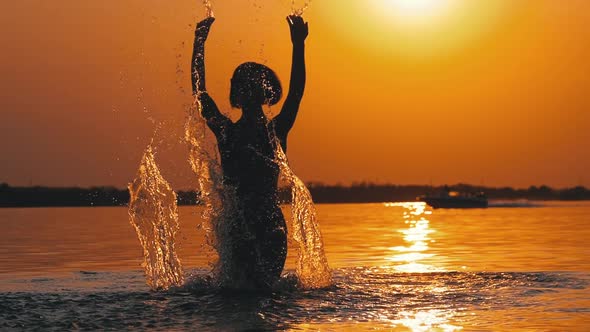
(0, 182, 589, 208)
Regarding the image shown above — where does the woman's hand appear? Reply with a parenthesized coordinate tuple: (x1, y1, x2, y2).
(287, 15, 308, 45)
(195, 17, 215, 42)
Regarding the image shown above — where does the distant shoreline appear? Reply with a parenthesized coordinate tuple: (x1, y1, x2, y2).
(1, 182, 588, 208)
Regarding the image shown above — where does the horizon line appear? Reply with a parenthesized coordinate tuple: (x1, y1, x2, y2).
(1, 182, 587, 191)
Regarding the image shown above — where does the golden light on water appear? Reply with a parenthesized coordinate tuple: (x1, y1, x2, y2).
(382, 203, 462, 331)
(384, 202, 444, 273)
(393, 310, 463, 332)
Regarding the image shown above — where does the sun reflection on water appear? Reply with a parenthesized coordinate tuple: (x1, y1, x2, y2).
(393, 310, 463, 332)
(384, 202, 444, 273)
(380, 203, 463, 331)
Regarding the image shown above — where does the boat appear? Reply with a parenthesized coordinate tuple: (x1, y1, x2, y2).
(419, 189, 488, 209)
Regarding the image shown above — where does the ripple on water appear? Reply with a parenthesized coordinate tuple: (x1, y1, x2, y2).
(1, 268, 588, 331)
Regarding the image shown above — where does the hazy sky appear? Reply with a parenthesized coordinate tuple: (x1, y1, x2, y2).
(1, 0, 589, 189)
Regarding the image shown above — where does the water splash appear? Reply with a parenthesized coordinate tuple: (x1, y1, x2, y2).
(275, 143, 332, 289)
(187, 2, 328, 287)
(291, 0, 312, 16)
(185, 103, 221, 225)
(185, 92, 246, 288)
(186, 29, 235, 284)
(128, 144, 184, 291)
(202, 0, 214, 18)
(184, 100, 225, 262)
(185, 99, 331, 288)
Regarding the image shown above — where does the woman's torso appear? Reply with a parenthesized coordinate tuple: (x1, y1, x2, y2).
(216, 120, 285, 201)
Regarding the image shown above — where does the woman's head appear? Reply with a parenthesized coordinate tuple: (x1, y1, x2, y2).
(230, 62, 282, 109)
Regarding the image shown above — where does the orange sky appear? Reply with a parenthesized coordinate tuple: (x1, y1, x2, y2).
(0, 0, 588, 188)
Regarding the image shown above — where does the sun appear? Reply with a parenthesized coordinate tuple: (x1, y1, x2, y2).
(321, 0, 506, 57)
(372, 0, 456, 26)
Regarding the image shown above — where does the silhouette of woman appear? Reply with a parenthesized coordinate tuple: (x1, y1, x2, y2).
(191, 16, 308, 289)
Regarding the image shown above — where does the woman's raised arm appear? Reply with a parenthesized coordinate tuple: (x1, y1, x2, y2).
(273, 15, 308, 136)
(192, 17, 230, 134)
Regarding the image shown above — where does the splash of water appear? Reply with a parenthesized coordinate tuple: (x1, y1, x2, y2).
(185, 99, 331, 288)
(202, 0, 214, 18)
(275, 143, 332, 289)
(128, 145, 184, 291)
(291, 0, 312, 16)
(185, 102, 222, 228)
(185, 100, 222, 250)
(186, 87, 250, 287)
(188, 0, 328, 288)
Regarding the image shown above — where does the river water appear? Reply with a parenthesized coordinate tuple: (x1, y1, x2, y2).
(1, 201, 589, 330)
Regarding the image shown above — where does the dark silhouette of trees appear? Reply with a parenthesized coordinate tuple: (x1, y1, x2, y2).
(1, 182, 589, 208)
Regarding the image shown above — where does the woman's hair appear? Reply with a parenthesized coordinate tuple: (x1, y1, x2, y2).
(230, 62, 282, 108)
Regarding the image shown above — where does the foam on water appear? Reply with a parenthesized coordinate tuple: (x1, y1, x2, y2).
(127, 145, 184, 291)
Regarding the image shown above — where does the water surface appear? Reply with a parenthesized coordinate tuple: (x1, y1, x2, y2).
(1, 202, 589, 330)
